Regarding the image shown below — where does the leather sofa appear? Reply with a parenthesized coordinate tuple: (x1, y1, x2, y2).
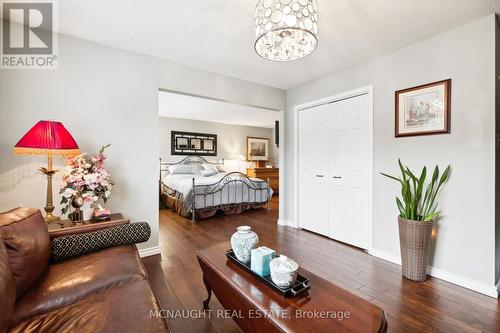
(0, 208, 170, 333)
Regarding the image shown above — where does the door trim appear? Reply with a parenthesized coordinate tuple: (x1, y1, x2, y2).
(293, 85, 374, 250)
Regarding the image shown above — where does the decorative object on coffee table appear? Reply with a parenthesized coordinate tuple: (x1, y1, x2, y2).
(381, 159, 451, 281)
(269, 255, 299, 288)
(226, 249, 309, 297)
(60, 144, 114, 220)
(230, 226, 258, 263)
(251, 246, 276, 277)
(13, 120, 80, 223)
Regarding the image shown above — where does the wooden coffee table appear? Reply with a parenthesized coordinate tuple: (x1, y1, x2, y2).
(197, 242, 387, 333)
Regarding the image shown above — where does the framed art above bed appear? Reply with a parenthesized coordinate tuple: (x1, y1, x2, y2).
(171, 131, 217, 156)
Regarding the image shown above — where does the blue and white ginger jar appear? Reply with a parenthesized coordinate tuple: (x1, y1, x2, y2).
(231, 226, 258, 263)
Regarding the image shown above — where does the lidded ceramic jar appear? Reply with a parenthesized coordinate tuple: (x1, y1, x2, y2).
(269, 255, 299, 288)
(230, 226, 258, 263)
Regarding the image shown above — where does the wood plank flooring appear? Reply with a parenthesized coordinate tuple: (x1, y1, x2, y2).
(142, 197, 500, 333)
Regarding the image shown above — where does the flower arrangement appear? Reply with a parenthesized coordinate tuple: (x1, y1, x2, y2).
(60, 144, 114, 216)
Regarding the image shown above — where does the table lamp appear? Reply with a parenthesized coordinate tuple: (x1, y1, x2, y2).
(13, 120, 80, 223)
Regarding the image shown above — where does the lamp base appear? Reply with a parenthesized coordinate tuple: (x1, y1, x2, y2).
(44, 212, 60, 223)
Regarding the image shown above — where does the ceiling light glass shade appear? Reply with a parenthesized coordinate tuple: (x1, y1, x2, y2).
(254, 0, 318, 62)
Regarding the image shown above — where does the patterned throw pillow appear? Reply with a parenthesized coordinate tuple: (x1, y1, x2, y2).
(50, 222, 151, 262)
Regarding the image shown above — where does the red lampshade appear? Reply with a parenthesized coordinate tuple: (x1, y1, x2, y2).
(13, 120, 80, 156)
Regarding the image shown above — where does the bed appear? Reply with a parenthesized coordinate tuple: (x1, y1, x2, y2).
(159, 156, 272, 222)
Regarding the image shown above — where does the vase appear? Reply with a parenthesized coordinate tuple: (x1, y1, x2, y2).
(82, 202, 93, 221)
(398, 216, 434, 281)
(230, 226, 258, 264)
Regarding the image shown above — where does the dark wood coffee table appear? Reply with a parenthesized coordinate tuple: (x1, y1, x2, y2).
(197, 242, 387, 333)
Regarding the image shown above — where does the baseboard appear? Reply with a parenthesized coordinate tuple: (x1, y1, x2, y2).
(368, 248, 498, 298)
(138, 245, 162, 258)
(277, 219, 299, 228)
(368, 248, 401, 265)
(426, 265, 498, 298)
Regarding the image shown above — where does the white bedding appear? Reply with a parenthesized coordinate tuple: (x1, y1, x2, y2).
(161, 172, 272, 212)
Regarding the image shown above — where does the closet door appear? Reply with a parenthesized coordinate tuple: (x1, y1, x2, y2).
(328, 94, 371, 249)
(328, 100, 348, 243)
(298, 105, 329, 236)
(345, 94, 371, 249)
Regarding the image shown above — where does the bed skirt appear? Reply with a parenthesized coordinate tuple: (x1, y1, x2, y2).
(161, 192, 266, 220)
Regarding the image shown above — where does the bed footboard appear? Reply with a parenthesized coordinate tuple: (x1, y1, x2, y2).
(191, 172, 271, 223)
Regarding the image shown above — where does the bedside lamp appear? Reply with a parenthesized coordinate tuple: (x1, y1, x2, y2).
(13, 120, 80, 223)
(232, 154, 246, 172)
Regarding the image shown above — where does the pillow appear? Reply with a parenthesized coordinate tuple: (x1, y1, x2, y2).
(168, 165, 195, 175)
(0, 208, 50, 299)
(216, 164, 225, 173)
(50, 222, 151, 262)
(202, 163, 219, 174)
(200, 169, 217, 177)
(192, 164, 204, 175)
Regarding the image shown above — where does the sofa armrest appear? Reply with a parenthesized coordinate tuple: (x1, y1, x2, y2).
(50, 222, 151, 262)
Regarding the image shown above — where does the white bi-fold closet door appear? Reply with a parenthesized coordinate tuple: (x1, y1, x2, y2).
(298, 93, 372, 250)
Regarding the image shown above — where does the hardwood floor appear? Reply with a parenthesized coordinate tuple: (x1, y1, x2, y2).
(142, 197, 500, 333)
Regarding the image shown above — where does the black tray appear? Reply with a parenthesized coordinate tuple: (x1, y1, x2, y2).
(225, 249, 310, 297)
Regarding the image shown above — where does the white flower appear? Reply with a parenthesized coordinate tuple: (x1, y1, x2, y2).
(63, 188, 76, 197)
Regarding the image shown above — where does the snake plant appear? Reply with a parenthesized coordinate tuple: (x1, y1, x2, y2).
(381, 160, 451, 222)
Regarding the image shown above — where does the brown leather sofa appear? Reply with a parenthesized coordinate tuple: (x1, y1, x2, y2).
(0, 208, 170, 333)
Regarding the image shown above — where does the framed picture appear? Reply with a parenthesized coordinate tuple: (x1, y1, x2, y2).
(203, 139, 214, 151)
(176, 137, 189, 149)
(171, 131, 217, 156)
(190, 138, 202, 150)
(247, 137, 269, 161)
(395, 79, 451, 137)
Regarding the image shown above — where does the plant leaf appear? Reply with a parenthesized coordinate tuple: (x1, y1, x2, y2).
(380, 173, 401, 183)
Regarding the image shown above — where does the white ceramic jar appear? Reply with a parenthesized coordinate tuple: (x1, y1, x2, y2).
(230, 226, 259, 264)
(269, 255, 299, 288)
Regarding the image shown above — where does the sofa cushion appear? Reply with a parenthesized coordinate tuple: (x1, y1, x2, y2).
(11, 245, 148, 325)
(0, 208, 49, 299)
(8, 279, 170, 333)
(0, 239, 16, 333)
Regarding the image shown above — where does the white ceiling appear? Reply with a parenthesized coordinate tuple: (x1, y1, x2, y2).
(158, 91, 279, 128)
(53, 0, 500, 89)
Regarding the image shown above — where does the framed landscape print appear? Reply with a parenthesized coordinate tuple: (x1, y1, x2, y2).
(247, 137, 269, 161)
(395, 79, 451, 137)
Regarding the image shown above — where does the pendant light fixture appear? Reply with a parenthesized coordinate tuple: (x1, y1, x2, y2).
(254, 0, 318, 61)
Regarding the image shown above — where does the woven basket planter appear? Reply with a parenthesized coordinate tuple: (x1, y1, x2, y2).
(398, 217, 434, 282)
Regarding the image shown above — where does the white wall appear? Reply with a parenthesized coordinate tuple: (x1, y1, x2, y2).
(495, 15, 500, 285)
(285, 15, 497, 291)
(159, 116, 278, 170)
(0, 30, 286, 251)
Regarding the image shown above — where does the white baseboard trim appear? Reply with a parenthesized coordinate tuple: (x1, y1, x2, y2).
(368, 248, 401, 265)
(138, 246, 162, 258)
(277, 219, 299, 228)
(368, 248, 498, 298)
